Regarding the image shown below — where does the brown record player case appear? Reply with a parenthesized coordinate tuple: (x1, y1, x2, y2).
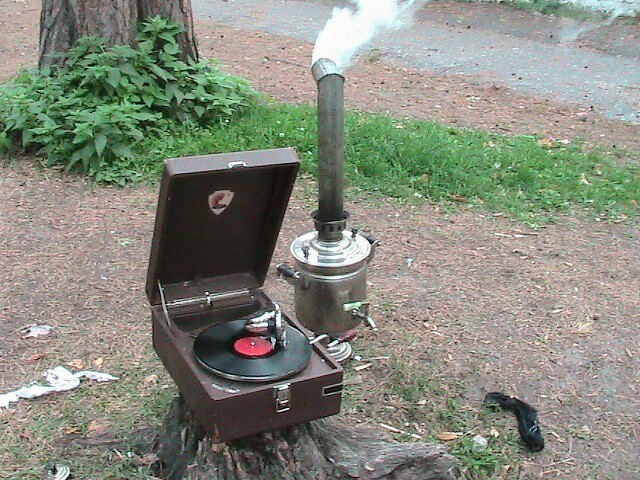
(146, 148, 343, 443)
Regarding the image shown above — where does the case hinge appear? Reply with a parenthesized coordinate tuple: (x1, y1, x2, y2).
(274, 383, 291, 413)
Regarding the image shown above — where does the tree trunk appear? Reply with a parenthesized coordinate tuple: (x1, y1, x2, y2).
(38, 0, 198, 68)
(154, 397, 459, 480)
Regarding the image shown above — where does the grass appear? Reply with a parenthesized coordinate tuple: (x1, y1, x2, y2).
(338, 332, 529, 478)
(0, 350, 175, 480)
(131, 101, 639, 225)
(1, 338, 531, 479)
(460, 0, 639, 22)
(1, 71, 638, 478)
(342, 348, 529, 479)
(508, 0, 603, 19)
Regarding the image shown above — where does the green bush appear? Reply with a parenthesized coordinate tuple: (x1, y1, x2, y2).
(0, 16, 255, 183)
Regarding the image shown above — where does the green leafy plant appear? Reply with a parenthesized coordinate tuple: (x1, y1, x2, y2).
(450, 435, 510, 479)
(0, 16, 255, 182)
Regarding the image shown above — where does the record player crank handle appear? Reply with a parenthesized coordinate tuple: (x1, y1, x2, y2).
(309, 333, 330, 345)
(327, 329, 357, 347)
(310, 329, 357, 347)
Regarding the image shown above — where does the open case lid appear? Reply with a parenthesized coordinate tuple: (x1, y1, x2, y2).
(146, 148, 299, 305)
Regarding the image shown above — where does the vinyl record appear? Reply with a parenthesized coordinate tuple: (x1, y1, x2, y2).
(193, 318, 312, 382)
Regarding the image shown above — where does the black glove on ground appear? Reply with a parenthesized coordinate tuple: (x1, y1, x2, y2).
(484, 391, 545, 452)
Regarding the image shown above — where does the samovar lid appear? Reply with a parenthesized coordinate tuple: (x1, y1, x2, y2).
(290, 230, 371, 269)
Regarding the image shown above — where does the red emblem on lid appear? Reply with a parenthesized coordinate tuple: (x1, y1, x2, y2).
(208, 190, 235, 215)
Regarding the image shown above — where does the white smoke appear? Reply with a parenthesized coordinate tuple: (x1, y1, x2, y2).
(312, 0, 424, 71)
(560, 6, 628, 43)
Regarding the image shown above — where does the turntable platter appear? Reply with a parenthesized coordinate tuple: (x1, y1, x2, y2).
(193, 319, 312, 382)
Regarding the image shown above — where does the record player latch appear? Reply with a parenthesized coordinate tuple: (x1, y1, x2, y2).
(274, 383, 291, 413)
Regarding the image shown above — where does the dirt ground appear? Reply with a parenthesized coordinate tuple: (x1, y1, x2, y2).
(1, 1, 639, 479)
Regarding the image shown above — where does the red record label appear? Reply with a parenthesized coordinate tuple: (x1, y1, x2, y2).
(233, 336, 274, 358)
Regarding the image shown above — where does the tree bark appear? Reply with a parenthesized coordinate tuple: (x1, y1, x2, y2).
(154, 397, 459, 480)
(38, 0, 198, 68)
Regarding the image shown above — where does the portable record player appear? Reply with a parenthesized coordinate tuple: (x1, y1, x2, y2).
(146, 148, 343, 443)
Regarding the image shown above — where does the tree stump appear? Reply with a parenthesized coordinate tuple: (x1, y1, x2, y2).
(154, 397, 459, 480)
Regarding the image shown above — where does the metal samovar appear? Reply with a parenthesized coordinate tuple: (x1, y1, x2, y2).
(278, 59, 378, 360)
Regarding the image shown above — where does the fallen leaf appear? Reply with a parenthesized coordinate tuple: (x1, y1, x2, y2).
(93, 357, 104, 368)
(537, 138, 554, 148)
(68, 359, 85, 370)
(87, 419, 109, 436)
(26, 353, 46, 362)
(131, 453, 160, 468)
(144, 374, 159, 384)
(549, 430, 565, 443)
(449, 194, 468, 203)
(436, 432, 463, 442)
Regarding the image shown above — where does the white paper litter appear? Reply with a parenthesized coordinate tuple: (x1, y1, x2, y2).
(0, 366, 118, 408)
(471, 434, 489, 452)
(75, 370, 118, 382)
(21, 324, 53, 338)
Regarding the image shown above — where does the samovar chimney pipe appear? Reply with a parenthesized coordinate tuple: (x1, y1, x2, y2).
(311, 58, 346, 242)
